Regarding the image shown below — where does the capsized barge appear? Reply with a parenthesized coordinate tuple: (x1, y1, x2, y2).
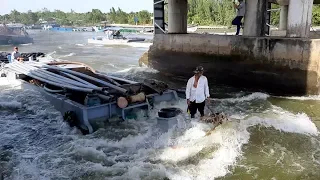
(2, 60, 179, 134)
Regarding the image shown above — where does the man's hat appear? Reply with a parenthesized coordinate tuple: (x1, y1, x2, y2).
(194, 66, 204, 73)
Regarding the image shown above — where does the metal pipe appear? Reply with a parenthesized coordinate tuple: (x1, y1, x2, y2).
(60, 71, 97, 87)
(13, 62, 93, 88)
(12, 63, 82, 88)
(31, 63, 128, 94)
(102, 74, 138, 84)
(12, 62, 103, 91)
(8, 65, 95, 93)
(10, 63, 110, 96)
(94, 72, 121, 86)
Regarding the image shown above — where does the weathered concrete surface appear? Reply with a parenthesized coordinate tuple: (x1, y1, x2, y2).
(271, 0, 319, 4)
(287, 0, 313, 38)
(144, 34, 320, 95)
(168, 0, 188, 34)
(243, 0, 268, 37)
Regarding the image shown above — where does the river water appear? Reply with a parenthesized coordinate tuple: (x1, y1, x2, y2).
(0, 31, 319, 180)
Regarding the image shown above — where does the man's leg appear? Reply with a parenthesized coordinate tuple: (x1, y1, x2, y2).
(197, 101, 206, 117)
(189, 101, 197, 118)
(232, 17, 237, 25)
(237, 16, 244, 35)
(236, 24, 241, 35)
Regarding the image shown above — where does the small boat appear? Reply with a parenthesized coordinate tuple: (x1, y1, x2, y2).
(0, 57, 179, 134)
(42, 24, 61, 30)
(187, 25, 198, 33)
(0, 23, 33, 45)
(88, 27, 151, 47)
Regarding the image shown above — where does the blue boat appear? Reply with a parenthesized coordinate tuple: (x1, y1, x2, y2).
(2, 60, 179, 134)
(49, 27, 74, 32)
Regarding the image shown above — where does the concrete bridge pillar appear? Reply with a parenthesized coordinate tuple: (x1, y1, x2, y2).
(168, 0, 188, 34)
(287, 0, 314, 37)
(279, 6, 288, 30)
(278, 0, 289, 31)
(243, 0, 268, 36)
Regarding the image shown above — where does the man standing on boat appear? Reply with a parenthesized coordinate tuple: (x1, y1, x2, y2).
(232, 0, 245, 36)
(11, 47, 23, 62)
(186, 66, 210, 118)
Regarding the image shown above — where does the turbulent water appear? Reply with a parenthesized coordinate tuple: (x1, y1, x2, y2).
(0, 30, 319, 180)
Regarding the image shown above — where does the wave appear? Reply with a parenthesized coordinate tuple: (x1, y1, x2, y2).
(0, 100, 22, 109)
(0, 73, 318, 180)
(112, 66, 159, 75)
(273, 95, 320, 101)
(58, 52, 76, 58)
(213, 92, 270, 103)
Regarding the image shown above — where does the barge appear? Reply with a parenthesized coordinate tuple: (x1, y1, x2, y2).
(0, 24, 33, 45)
(1, 59, 179, 134)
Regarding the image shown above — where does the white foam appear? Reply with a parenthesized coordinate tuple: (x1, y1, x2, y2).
(114, 66, 158, 74)
(20, 43, 33, 46)
(58, 53, 76, 58)
(0, 101, 22, 108)
(126, 42, 152, 48)
(242, 106, 319, 136)
(1, 78, 318, 180)
(155, 104, 318, 180)
(213, 92, 270, 103)
(76, 43, 85, 47)
(273, 95, 320, 101)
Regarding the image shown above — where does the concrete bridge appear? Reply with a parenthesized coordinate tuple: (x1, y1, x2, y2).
(142, 0, 320, 96)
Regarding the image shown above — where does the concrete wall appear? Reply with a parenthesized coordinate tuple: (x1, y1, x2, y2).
(145, 34, 320, 95)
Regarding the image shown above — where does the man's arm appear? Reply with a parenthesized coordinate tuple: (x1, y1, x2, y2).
(205, 77, 210, 99)
(233, 1, 239, 9)
(186, 78, 192, 100)
(11, 52, 17, 61)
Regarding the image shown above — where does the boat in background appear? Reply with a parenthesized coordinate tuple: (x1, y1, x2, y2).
(0, 23, 33, 45)
(43, 24, 61, 30)
(187, 25, 198, 33)
(88, 27, 151, 47)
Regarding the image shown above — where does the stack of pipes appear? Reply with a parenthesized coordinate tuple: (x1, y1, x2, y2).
(6, 62, 146, 108)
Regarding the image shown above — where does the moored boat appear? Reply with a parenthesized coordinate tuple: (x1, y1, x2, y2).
(88, 27, 151, 47)
(0, 24, 33, 45)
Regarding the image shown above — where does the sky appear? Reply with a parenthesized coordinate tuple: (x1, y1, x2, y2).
(0, 0, 153, 15)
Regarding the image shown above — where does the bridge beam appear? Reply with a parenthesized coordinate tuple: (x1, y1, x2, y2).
(168, 0, 188, 34)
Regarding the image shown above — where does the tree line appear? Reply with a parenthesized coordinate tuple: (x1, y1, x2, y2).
(1, 0, 320, 27)
(187, 0, 320, 27)
(0, 8, 153, 26)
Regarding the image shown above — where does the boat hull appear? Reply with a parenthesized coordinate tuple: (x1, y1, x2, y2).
(0, 35, 33, 45)
(88, 38, 152, 47)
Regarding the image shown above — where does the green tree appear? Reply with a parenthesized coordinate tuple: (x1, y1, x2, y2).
(9, 10, 21, 22)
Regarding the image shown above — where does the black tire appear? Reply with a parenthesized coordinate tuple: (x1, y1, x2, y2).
(158, 107, 182, 118)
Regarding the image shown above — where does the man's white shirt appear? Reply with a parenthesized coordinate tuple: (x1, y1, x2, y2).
(186, 75, 210, 103)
